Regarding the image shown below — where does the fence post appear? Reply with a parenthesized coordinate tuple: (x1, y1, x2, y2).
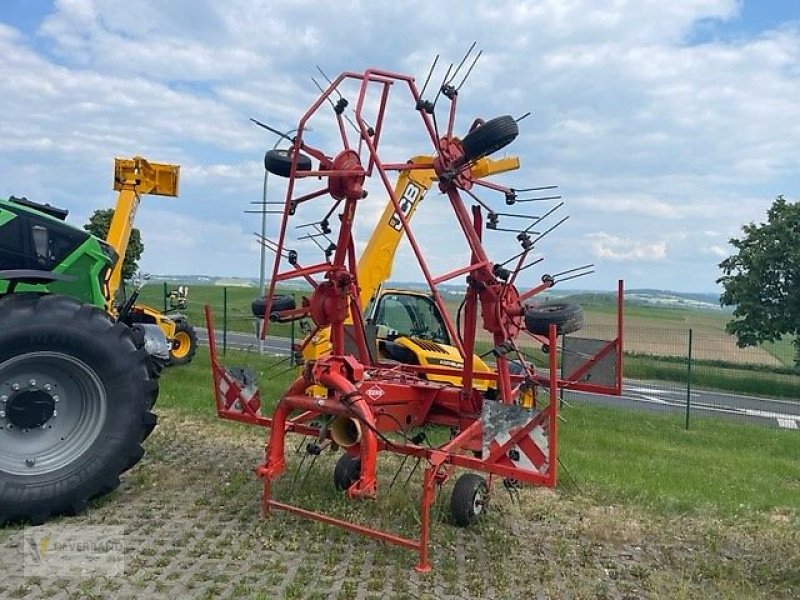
(291, 318, 296, 364)
(223, 286, 228, 356)
(559, 334, 565, 408)
(685, 328, 693, 430)
(163, 281, 168, 312)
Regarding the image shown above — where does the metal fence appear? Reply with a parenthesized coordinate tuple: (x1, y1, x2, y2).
(152, 282, 799, 432)
(561, 325, 799, 431)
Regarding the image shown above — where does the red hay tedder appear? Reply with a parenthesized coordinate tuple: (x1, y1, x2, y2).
(206, 60, 623, 572)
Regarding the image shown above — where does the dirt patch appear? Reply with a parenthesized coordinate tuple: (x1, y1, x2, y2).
(1, 411, 797, 599)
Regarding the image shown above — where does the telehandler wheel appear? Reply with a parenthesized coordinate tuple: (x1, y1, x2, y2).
(333, 453, 361, 491)
(168, 319, 197, 366)
(524, 302, 584, 336)
(450, 472, 489, 527)
(0, 293, 156, 525)
(461, 115, 519, 162)
(264, 149, 313, 178)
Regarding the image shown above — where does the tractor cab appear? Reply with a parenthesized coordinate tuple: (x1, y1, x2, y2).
(367, 288, 493, 388)
(0, 196, 116, 305)
(370, 289, 450, 345)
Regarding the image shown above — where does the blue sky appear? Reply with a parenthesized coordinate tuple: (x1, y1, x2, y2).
(1, 0, 799, 293)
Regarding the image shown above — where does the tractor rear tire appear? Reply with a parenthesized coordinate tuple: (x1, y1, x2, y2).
(264, 149, 312, 178)
(450, 472, 489, 527)
(0, 293, 156, 525)
(333, 453, 361, 491)
(168, 319, 197, 366)
(461, 115, 519, 162)
(524, 302, 584, 336)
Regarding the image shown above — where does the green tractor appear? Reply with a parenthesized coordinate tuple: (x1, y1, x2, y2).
(0, 195, 162, 525)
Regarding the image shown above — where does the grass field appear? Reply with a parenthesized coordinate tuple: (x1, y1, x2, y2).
(1, 349, 797, 598)
(163, 348, 800, 517)
(156, 350, 799, 595)
(140, 282, 798, 399)
(136, 282, 303, 338)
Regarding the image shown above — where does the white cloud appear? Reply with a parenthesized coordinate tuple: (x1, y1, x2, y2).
(0, 1, 798, 292)
(707, 244, 730, 258)
(587, 232, 668, 261)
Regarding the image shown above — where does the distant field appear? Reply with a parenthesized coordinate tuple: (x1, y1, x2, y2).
(450, 293, 786, 368)
(139, 282, 794, 369)
(135, 282, 302, 339)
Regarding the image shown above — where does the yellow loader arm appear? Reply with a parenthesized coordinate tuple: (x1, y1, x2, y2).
(356, 154, 519, 308)
(106, 157, 179, 310)
(302, 153, 519, 363)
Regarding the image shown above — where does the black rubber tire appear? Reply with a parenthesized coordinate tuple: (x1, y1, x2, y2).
(461, 115, 519, 162)
(251, 295, 296, 319)
(264, 149, 312, 178)
(524, 302, 584, 336)
(508, 360, 526, 376)
(333, 453, 361, 491)
(167, 319, 197, 366)
(0, 293, 156, 525)
(450, 472, 489, 527)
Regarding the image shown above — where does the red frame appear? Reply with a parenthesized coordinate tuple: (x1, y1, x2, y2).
(208, 67, 624, 571)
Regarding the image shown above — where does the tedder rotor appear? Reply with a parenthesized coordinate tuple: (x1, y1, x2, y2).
(207, 59, 623, 572)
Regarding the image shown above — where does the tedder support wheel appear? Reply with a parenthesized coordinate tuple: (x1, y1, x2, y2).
(0, 293, 157, 525)
(450, 472, 489, 527)
(251, 295, 297, 319)
(333, 453, 361, 491)
(524, 302, 584, 336)
(264, 149, 313, 178)
(460, 115, 519, 162)
(168, 319, 197, 366)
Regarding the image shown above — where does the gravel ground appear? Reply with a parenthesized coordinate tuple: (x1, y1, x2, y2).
(1, 410, 797, 599)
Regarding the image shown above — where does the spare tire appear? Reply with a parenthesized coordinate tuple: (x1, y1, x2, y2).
(251, 295, 297, 319)
(264, 149, 313, 178)
(461, 115, 519, 162)
(524, 302, 584, 336)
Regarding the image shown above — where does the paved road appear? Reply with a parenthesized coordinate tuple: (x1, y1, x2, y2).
(196, 329, 800, 430)
(196, 328, 293, 355)
(564, 382, 800, 430)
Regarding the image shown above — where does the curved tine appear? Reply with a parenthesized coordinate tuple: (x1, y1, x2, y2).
(431, 62, 453, 111)
(419, 54, 439, 99)
(456, 49, 482, 91)
(316, 65, 343, 99)
(551, 264, 595, 279)
(250, 118, 295, 143)
(554, 269, 595, 285)
(447, 41, 477, 86)
(531, 215, 569, 244)
(514, 184, 558, 193)
(520, 202, 564, 235)
(461, 186, 494, 214)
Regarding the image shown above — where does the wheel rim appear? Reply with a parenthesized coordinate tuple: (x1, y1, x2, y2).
(0, 352, 107, 476)
(473, 484, 487, 517)
(171, 332, 191, 359)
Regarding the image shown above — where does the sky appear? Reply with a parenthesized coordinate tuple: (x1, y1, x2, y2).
(1, 0, 798, 294)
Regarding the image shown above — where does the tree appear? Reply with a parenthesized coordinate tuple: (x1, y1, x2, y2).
(84, 208, 144, 281)
(717, 195, 800, 367)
